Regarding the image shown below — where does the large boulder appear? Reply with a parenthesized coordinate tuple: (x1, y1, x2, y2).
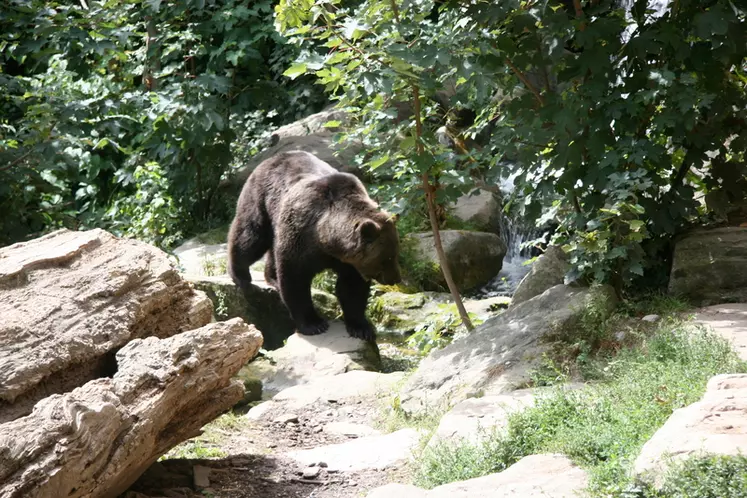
(229, 107, 361, 189)
(399, 284, 617, 414)
(0, 228, 213, 423)
(366, 454, 589, 498)
(451, 189, 502, 234)
(511, 245, 570, 306)
(0, 318, 262, 498)
(634, 374, 747, 487)
(668, 227, 747, 305)
(405, 230, 507, 292)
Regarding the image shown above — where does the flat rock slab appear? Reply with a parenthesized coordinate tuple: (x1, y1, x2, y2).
(287, 428, 420, 472)
(400, 284, 616, 414)
(323, 421, 382, 438)
(246, 370, 405, 422)
(0, 318, 262, 498)
(241, 323, 381, 395)
(693, 303, 747, 361)
(0, 229, 213, 423)
(427, 389, 536, 447)
(634, 374, 747, 486)
(366, 454, 589, 498)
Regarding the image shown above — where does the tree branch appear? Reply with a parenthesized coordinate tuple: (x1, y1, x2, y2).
(505, 58, 545, 106)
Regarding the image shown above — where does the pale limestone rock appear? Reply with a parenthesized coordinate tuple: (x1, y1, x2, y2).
(400, 284, 616, 414)
(693, 303, 747, 361)
(241, 322, 381, 396)
(0, 318, 262, 498)
(287, 429, 421, 472)
(0, 228, 213, 423)
(634, 373, 747, 486)
(367, 454, 589, 498)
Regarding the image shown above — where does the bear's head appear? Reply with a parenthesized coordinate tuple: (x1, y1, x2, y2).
(350, 215, 402, 285)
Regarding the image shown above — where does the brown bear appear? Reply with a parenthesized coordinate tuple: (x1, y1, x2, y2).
(227, 150, 402, 341)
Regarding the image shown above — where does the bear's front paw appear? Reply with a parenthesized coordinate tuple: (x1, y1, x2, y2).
(345, 319, 376, 342)
(297, 318, 329, 336)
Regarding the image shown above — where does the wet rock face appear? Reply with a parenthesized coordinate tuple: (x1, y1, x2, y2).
(668, 227, 747, 305)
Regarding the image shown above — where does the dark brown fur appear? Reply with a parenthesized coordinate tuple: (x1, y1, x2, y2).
(228, 151, 401, 341)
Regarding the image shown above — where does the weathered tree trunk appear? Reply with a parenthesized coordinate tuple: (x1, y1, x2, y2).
(0, 229, 263, 497)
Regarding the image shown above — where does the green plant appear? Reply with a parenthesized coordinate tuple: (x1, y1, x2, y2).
(406, 307, 481, 355)
(635, 454, 747, 498)
(415, 324, 746, 493)
(0, 0, 325, 248)
(311, 269, 337, 293)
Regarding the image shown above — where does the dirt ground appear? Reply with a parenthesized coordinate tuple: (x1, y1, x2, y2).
(125, 391, 415, 498)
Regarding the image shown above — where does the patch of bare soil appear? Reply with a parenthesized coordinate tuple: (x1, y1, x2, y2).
(125, 395, 414, 498)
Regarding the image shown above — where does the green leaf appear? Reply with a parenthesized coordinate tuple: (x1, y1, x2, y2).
(283, 63, 308, 79)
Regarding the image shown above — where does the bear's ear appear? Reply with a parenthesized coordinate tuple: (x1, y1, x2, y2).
(357, 220, 380, 243)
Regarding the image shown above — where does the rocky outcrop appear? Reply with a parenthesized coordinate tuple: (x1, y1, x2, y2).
(366, 454, 589, 498)
(405, 230, 507, 292)
(511, 245, 570, 306)
(0, 318, 263, 498)
(229, 107, 361, 188)
(239, 323, 382, 396)
(634, 374, 747, 487)
(0, 228, 213, 423)
(452, 190, 502, 234)
(399, 284, 617, 414)
(668, 227, 747, 305)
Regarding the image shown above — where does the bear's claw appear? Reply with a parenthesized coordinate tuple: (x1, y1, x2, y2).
(297, 319, 329, 336)
(345, 320, 376, 342)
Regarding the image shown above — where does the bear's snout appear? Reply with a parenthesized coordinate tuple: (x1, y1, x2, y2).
(377, 268, 402, 285)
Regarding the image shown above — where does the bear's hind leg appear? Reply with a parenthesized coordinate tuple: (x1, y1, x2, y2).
(334, 264, 376, 342)
(227, 214, 271, 293)
(276, 254, 329, 336)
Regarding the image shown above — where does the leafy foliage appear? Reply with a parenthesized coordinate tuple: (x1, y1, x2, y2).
(275, 0, 747, 289)
(0, 0, 325, 247)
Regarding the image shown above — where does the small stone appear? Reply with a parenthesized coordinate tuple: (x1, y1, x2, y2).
(642, 314, 660, 323)
(267, 442, 277, 449)
(318, 462, 328, 468)
(347, 480, 358, 487)
(193, 465, 211, 489)
(615, 331, 626, 342)
(302, 467, 321, 479)
(274, 413, 299, 424)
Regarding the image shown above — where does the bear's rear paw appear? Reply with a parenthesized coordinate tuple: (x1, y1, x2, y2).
(345, 319, 376, 342)
(297, 318, 329, 336)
